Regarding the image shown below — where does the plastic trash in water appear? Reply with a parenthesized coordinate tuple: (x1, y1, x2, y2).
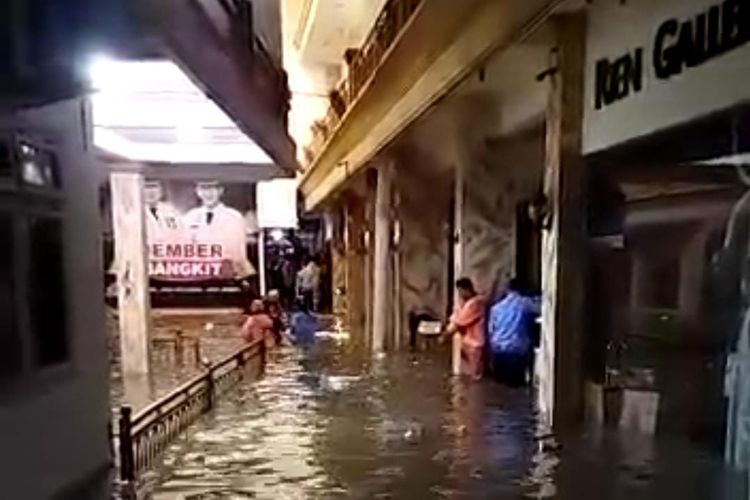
(315, 330, 350, 341)
(320, 375, 360, 392)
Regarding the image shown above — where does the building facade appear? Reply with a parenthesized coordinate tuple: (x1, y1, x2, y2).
(287, 0, 750, 473)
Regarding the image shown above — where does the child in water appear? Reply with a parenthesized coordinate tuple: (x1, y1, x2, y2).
(290, 299, 318, 347)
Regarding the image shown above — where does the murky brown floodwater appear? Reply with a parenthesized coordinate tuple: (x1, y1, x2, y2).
(143, 339, 748, 499)
(109, 310, 246, 412)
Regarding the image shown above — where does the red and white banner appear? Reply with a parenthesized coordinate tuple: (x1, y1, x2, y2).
(143, 180, 256, 281)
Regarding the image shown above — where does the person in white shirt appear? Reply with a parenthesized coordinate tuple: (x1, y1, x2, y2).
(183, 181, 254, 278)
(296, 256, 321, 311)
(143, 180, 183, 243)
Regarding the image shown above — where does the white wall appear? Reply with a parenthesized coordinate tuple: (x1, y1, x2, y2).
(584, 0, 750, 153)
(0, 98, 110, 499)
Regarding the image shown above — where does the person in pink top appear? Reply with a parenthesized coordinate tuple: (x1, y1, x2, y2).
(442, 278, 486, 380)
(241, 299, 275, 347)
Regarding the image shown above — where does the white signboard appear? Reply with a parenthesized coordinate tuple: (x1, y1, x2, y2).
(256, 178, 298, 229)
(584, 0, 750, 154)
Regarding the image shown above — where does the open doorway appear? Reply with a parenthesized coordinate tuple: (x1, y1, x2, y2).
(515, 201, 542, 294)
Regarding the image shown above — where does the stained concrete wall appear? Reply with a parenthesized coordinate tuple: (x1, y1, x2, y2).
(396, 146, 454, 341)
(461, 127, 545, 299)
(451, 24, 553, 299)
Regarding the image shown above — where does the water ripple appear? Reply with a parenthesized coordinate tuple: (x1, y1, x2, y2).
(145, 342, 746, 499)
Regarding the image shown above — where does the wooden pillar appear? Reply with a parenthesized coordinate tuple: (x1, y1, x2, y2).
(372, 160, 394, 353)
(539, 13, 587, 429)
(110, 171, 151, 376)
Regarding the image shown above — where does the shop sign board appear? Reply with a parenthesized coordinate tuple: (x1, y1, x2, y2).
(256, 178, 298, 229)
(584, 0, 750, 153)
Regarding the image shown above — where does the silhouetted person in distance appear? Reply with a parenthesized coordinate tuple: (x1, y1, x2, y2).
(296, 255, 320, 312)
(264, 290, 285, 345)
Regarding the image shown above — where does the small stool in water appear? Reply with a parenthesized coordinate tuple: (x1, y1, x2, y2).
(416, 320, 442, 351)
(619, 389, 660, 435)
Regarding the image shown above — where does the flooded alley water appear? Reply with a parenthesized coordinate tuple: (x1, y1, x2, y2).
(144, 339, 748, 499)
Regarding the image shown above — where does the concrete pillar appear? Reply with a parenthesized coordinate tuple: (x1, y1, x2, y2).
(372, 160, 394, 353)
(364, 173, 377, 349)
(452, 158, 466, 375)
(392, 217, 402, 351)
(110, 171, 151, 376)
(344, 195, 367, 340)
(539, 13, 587, 429)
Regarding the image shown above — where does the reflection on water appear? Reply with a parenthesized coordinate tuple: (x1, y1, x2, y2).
(108, 309, 246, 413)
(145, 340, 747, 499)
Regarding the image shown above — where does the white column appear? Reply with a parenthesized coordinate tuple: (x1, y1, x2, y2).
(258, 229, 267, 296)
(372, 160, 394, 353)
(452, 158, 465, 375)
(110, 171, 151, 376)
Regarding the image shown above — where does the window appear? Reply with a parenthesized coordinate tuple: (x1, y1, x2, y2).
(0, 213, 21, 382)
(0, 129, 69, 389)
(28, 216, 67, 367)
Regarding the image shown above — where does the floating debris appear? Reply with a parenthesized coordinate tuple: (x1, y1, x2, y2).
(314, 330, 350, 340)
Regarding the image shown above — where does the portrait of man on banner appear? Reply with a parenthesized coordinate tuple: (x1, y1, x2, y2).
(145, 179, 256, 281)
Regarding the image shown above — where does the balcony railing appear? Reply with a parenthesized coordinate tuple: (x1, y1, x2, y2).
(115, 339, 266, 489)
(302, 0, 424, 166)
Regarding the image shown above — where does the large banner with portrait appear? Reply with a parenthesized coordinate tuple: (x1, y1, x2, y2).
(143, 179, 257, 281)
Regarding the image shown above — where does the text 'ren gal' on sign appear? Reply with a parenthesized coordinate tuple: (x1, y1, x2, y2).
(584, 0, 750, 153)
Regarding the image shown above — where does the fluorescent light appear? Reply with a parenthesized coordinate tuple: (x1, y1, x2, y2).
(270, 229, 285, 241)
(94, 127, 272, 163)
(89, 58, 273, 164)
(692, 153, 750, 166)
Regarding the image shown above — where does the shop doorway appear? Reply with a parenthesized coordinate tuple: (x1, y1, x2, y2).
(586, 105, 750, 459)
(515, 201, 542, 293)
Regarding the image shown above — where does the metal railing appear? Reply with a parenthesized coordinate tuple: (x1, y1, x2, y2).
(116, 339, 266, 484)
(303, 0, 424, 166)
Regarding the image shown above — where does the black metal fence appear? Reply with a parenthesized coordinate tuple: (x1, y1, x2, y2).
(116, 339, 266, 485)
